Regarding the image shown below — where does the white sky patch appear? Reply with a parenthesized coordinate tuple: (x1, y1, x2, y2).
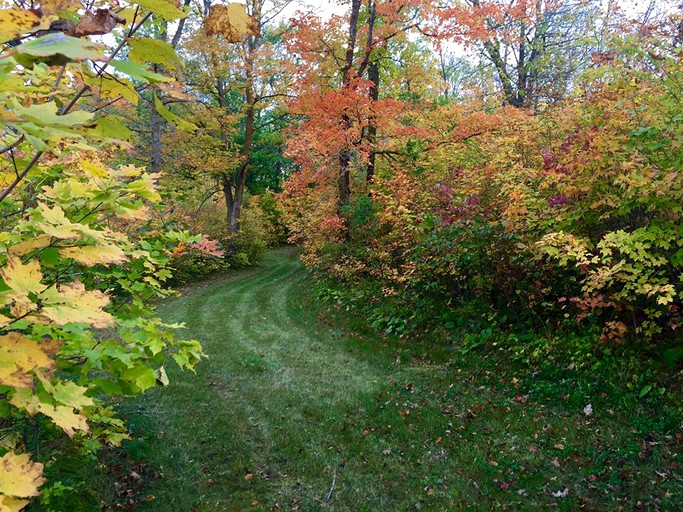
(270, 0, 675, 23)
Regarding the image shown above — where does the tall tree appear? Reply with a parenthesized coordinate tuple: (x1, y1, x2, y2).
(438, 0, 600, 108)
(286, 0, 431, 213)
(177, 0, 291, 232)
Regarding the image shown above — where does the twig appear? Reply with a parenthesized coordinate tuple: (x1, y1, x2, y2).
(325, 471, 337, 502)
(0, 134, 25, 155)
(0, 151, 43, 202)
(0, 11, 153, 201)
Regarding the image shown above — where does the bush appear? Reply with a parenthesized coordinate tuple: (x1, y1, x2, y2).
(170, 250, 230, 285)
(225, 198, 270, 266)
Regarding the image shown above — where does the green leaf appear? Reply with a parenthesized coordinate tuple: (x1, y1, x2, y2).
(129, 37, 179, 69)
(87, 116, 133, 143)
(52, 381, 95, 410)
(134, 0, 187, 21)
(39, 247, 60, 267)
(123, 365, 157, 392)
(15, 33, 104, 65)
(109, 59, 169, 84)
(154, 95, 196, 131)
(10, 100, 93, 127)
(639, 384, 652, 398)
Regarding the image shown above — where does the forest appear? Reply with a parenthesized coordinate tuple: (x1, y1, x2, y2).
(0, 0, 682, 510)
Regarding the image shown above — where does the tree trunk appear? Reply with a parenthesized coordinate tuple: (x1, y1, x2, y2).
(366, 59, 379, 186)
(148, 93, 164, 173)
(222, 173, 239, 233)
(146, 8, 190, 174)
(224, 0, 261, 233)
(337, 0, 361, 214)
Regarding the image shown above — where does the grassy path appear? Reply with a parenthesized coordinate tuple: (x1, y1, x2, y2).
(109, 247, 681, 511)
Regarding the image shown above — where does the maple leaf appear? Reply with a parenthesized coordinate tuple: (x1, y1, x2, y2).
(135, 0, 187, 21)
(59, 244, 128, 267)
(7, 236, 51, 257)
(0, 333, 54, 388)
(39, 281, 114, 328)
(33, 203, 102, 240)
(0, 452, 45, 498)
(0, 255, 47, 296)
(52, 381, 95, 410)
(0, 8, 46, 41)
(10, 389, 89, 437)
(39, 404, 89, 437)
(204, 4, 259, 43)
(0, 495, 29, 512)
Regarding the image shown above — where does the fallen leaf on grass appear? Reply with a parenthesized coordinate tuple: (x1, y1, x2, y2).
(551, 487, 569, 498)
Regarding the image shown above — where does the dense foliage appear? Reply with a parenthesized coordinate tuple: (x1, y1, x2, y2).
(0, 0, 258, 508)
(279, 2, 683, 361)
(1, 0, 682, 508)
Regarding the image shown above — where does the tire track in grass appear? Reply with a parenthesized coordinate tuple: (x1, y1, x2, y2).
(134, 247, 387, 511)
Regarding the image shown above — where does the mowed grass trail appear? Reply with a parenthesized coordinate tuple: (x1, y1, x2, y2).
(109, 247, 682, 511)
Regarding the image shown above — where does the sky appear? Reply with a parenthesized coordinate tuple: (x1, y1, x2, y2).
(269, 0, 674, 23)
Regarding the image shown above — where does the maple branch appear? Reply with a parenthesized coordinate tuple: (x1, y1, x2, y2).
(255, 112, 291, 132)
(0, 134, 25, 155)
(171, 0, 192, 48)
(52, 64, 67, 92)
(0, 12, 153, 202)
(0, 151, 43, 203)
(262, 0, 295, 26)
(356, 0, 377, 78)
(194, 187, 221, 219)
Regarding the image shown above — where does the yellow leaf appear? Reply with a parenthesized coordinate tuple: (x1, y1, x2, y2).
(0, 315, 11, 329)
(38, 404, 89, 437)
(33, 203, 101, 240)
(8, 296, 37, 321)
(0, 333, 54, 388)
(0, 8, 43, 41)
(0, 495, 29, 512)
(83, 74, 139, 106)
(39, 280, 113, 328)
(59, 245, 128, 267)
(0, 255, 47, 296)
(0, 452, 45, 498)
(7, 236, 51, 257)
(9, 389, 88, 437)
(79, 159, 110, 178)
(204, 3, 259, 43)
(33, 204, 78, 238)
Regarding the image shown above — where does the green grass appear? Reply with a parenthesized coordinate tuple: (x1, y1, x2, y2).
(65, 247, 682, 511)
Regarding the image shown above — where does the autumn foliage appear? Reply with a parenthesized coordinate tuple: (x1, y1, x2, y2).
(279, 4, 683, 349)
